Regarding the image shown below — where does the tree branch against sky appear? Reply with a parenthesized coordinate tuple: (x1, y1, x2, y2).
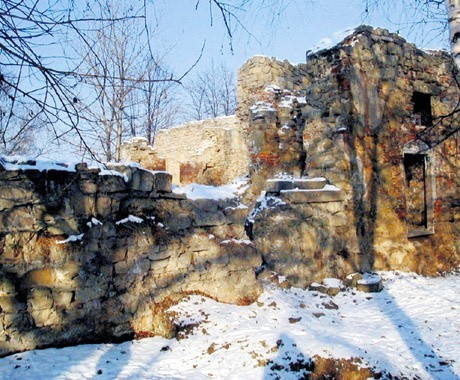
(185, 61, 236, 121)
(0, 0, 182, 161)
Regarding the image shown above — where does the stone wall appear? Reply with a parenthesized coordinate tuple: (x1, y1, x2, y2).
(121, 116, 249, 186)
(119, 137, 166, 171)
(0, 161, 261, 357)
(245, 26, 459, 282)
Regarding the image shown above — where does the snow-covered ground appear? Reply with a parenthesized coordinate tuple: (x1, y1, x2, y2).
(0, 271, 459, 379)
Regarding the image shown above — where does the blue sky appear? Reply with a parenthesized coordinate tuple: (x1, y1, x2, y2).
(149, 0, 449, 76)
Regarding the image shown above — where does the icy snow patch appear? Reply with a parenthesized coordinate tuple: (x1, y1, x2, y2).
(358, 273, 382, 285)
(220, 239, 253, 246)
(323, 278, 344, 288)
(115, 215, 144, 225)
(56, 234, 84, 244)
(0, 155, 77, 172)
(247, 192, 286, 223)
(279, 95, 307, 109)
(173, 178, 249, 201)
(250, 101, 276, 112)
(86, 218, 103, 228)
(98, 169, 129, 182)
(280, 184, 341, 193)
(310, 26, 358, 53)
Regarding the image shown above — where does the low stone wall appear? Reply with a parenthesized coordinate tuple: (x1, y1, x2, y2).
(0, 163, 261, 357)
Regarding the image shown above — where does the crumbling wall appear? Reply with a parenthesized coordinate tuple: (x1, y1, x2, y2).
(0, 162, 261, 357)
(236, 58, 311, 200)
(119, 137, 166, 171)
(121, 116, 249, 186)
(299, 26, 460, 274)
(241, 27, 459, 282)
(3, 26, 459, 358)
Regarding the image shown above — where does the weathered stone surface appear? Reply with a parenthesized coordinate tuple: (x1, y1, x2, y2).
(279, 188, 344, 204)
(153, 172, 172, 193)
(0, 164, 262, 357)
(98, 174, 127, 193)
(121, 117, 249, 186)
(355, 273, 383, 293)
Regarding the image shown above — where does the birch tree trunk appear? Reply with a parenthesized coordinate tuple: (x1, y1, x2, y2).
(446, 0, 460, 69)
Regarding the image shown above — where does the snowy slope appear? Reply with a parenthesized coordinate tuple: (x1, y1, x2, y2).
(0, 271, 458, 379)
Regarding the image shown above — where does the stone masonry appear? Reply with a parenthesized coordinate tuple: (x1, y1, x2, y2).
(123, 25, 459, 281)
(121, 116, 249, 186)
(244, 26, 459, 283)
(0, 159, 261, 356)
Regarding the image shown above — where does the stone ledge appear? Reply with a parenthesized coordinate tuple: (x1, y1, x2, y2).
(266, 177, 327, 193)
(279, 188, 344, 204)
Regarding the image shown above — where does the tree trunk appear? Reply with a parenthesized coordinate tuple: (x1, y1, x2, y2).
(446, 0, 460, 69)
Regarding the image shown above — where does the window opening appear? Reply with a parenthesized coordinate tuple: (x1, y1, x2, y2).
(411, 92, 432, 128)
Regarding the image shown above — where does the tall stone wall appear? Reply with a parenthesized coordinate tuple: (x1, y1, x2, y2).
(0, 161, 261, 357)
(246, 26, 459, 281)
(300, 26, 460, 273)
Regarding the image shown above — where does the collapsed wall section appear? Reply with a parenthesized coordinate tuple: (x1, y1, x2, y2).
(121, 116, 249, 186)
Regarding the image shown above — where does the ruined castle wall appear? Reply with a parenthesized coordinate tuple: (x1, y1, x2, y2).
(238, 27, 459, 282)
(301, 26, 460, 274)
(119, 137, 166, 171)
(154, 116, 249, 186)
(0, 163, 261, 357)
(122, 116, 250, 186)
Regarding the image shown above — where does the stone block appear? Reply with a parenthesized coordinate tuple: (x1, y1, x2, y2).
(160, 192, 186, 200)
(265, 179, 295, 193)
(193, 209, 227, 227)
(53, 290, 74, 308)
(31, 308, 61, 327)
(0, 206, 42, 233)
(74, 284, 107, 304)
(23, 268, 56, 289)
(70, 194, 96, 217)
(0, 274, 17, 296)
(223, 205, 250, 224)
(98, 174, 127, 193)
(78, 180, 98, 194)
(28, 288, 53, 310)
(279, 188, 344, 203)
(114, 260, 130, 275)
(266, 177, 327, 193)
(96, 195, 120, 218)
(153, 172, 172, 193)
(44, 214, 80, 236)
(0, 296, 22, 313)
(130, 167, 154, 192)
(0, 185, 38, 211)
(164, 213, 192, 232)
(356, 274, 383, 293)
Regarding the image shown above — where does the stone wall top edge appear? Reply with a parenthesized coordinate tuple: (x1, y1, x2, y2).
(239, 25, 452, 73)
(155, 115, 241, 135)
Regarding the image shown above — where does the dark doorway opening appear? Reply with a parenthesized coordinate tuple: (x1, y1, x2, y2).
(403, 153, 434, 237)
